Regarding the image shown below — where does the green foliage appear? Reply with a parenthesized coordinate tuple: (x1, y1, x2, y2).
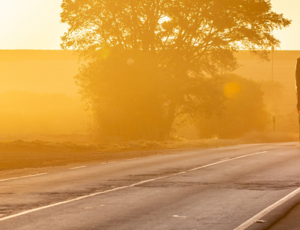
(196, 74, 270, 139)
(61, 0, 290, 140)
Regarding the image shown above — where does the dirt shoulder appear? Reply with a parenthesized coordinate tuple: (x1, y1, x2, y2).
(1, 134, 296, 173)
(0, 139, 242, 172)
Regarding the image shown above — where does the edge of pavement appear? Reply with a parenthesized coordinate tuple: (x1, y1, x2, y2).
(245, 191, 300, 230)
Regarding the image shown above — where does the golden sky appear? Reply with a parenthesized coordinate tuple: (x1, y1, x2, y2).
(0, 0, 298, 50)
(0, 0, 68, 50)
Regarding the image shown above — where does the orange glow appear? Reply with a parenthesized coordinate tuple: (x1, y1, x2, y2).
(224, 82, 241, 99)
(272, 0, 300, 50)
(0, 50, 88, 136)
(0, 1, 297, 143)
(0, 0, 296, 50)
(0, 0, 68, 49)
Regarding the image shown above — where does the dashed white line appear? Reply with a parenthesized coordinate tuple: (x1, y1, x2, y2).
(173, 215, 187, 218)
(0, 173, 48, 183)
(187, 151, 267, 172)
(0, 150, 268, 222)
(220, 158, 231, 161)
(234, 186, 300, 230)
(70, 166, 86, 170)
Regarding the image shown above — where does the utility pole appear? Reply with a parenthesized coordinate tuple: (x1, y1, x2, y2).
(272, 46, 276, 133)
(299, 112, 300, 145)
(271, 46, 274, 81)
(296, 58, 300, 144)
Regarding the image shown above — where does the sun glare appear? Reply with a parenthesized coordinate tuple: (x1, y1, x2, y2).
(0, 0, 68, 50)
(224, 82, 241, 99)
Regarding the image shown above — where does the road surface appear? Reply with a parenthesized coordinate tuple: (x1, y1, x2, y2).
(0, 142, 299, 230)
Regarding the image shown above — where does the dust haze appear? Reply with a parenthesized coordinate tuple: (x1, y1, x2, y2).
(0, 0, 297, 170)
(0, 50, 297, 143)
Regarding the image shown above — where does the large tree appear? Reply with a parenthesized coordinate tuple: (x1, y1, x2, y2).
(61, 0, 290, 140)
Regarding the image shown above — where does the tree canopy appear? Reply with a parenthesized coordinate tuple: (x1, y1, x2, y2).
(75, 49, 226, 139)
(62, 0, 290, 50)
(61, 0, 291, 140)
(196, 74, 270, 139)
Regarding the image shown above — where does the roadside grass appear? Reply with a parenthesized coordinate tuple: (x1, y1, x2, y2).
(0, 131, 297, 171)
(240, 131, 298, 143)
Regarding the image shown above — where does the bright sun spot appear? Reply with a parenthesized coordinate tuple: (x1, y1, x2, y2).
(224, 82, 241, 99)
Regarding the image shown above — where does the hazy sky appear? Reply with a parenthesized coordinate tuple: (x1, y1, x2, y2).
(0, 0, 299, 50)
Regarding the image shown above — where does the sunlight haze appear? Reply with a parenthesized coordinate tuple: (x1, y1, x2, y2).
(0, 0, 68, 49)
(272, 0, 300, 50)
(0, 0, 298, 50)
(0, 2, 300, 229)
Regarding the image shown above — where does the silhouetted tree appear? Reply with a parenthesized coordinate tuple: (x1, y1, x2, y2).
(196, 74, 270, 139)
(61, 0, 290, 140)
(75, 49, 225, 139)
(76, 50, 168, 139)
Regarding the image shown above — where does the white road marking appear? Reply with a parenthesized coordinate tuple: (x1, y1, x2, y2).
(70, 166, 86, 170)
(221, 158, 231, 161)
(0, 151, 268, 222)
(0, 173, 47, 183)
(233, 186, 300, 230)
(173, 215, 187, 218)
(255, 220, 266, 223)
(188, 152, 267, 172)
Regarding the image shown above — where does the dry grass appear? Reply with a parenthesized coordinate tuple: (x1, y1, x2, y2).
(0, 131, 297, 172)
(239, 131, 298, 143)
(0, 138, 240, 171)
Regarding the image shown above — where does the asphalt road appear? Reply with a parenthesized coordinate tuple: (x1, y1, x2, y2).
(0, 142, 299, 230)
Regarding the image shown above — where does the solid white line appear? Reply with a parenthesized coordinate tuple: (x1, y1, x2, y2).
(0, 173, 47, 183)
(0, 151, 268, 222)
(233, 186, 300, 230)
(70, 166, 86, 170)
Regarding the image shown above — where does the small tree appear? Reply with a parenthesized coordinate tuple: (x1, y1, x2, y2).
(76, 50, 168, 139)
(196, 74, 270, 139)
